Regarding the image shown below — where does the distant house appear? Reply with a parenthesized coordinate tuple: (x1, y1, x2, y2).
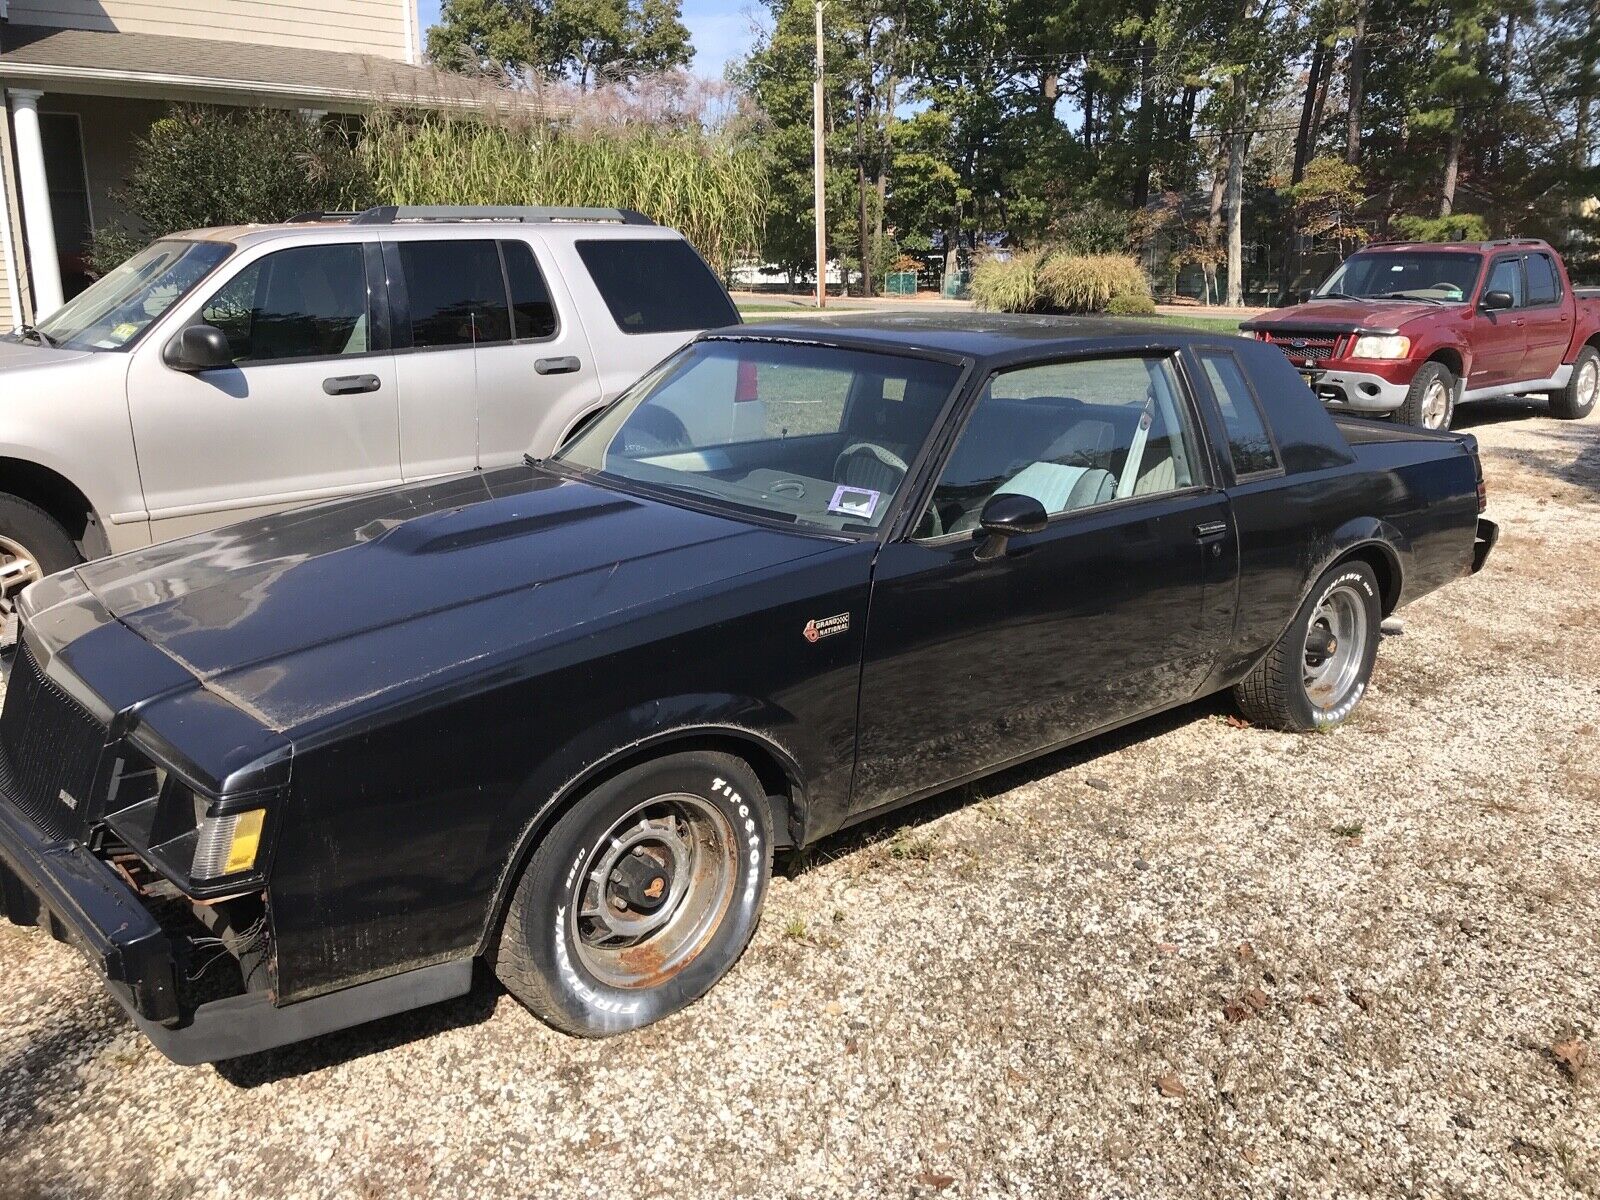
(0, 1, 498, 330)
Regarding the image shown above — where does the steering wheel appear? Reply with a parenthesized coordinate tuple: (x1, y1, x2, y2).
(618, 406, 691, 456)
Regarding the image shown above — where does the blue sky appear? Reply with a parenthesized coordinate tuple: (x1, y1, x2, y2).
(414, 0, 756, 80)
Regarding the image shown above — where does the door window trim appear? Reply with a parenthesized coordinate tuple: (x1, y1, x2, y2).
(1521, 251, 1564, 310)
(1480, 254, 1526, 309)
(1191, 346, 1286, 484)
(906, 348, 1219, 546)
(495, 237, 563, 346)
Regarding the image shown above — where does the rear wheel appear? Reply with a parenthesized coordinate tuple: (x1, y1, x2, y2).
(494, 750, 773, 1037)
(1396, 362, 1455, 430)
(0, 494, 79, 637)
(1234, 560, 1383, 732)
(1550, 346, 1598, 420)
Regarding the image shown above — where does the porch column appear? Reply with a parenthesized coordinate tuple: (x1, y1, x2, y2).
(7, 90, 63, 319)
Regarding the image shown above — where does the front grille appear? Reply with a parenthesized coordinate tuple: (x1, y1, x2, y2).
(0, 642, 108, 840)
(1261, 332, 1343, 363)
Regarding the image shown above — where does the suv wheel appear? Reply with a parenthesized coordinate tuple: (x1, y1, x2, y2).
(494, 750, 773, 1037)
(1397, 362, 1455, 430)
(0, 494, 79, 636)
(1550, 346, 1599, 420)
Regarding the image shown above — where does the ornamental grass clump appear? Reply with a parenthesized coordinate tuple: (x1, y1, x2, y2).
(970, 250, 1044, 312)
(1037, 253, 1150, 313)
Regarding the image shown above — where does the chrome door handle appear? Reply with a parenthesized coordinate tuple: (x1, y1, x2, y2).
(1194, 520, 1229, 539)
(535, 356, 582, 375)
(323, 373, 381, 395)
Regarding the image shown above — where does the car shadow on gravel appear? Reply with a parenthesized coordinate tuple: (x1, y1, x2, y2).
(210, 962, 504, 1088)
(1451, 397, 1553, 429)
(785, 691, 1235, 876)
(0, 1008, 126, 1149)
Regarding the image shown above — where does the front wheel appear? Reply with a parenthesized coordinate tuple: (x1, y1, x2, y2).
(0, 494, 80, 637)
(494, 750, 773, 1037)
(1550, 346, 1598, 420)
(1233, 560, 1383, 732)
(1396, 362, 1455, 430)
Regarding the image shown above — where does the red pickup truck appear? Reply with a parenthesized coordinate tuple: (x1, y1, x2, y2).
(1242, 239, 1600, 429)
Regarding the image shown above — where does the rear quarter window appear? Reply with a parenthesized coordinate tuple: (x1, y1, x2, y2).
(576, 238, 738, 334)
(1198, 350, 1282, 478)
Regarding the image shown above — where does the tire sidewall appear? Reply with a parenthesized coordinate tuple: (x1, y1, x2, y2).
(0, 495, 78, 579)
(1558, 347, 1598, 419)
(515, 754, 772, 1035)
(1402, 363, 1454, 430)
(1289, 563, 1382, 729)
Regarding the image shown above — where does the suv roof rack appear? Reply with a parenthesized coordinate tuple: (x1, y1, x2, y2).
(347, 205, 656, 226)
(286, 210, 366, 223)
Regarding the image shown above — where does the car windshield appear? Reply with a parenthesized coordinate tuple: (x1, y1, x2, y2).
(35, 239, 232, 351)
(555, 339, 963, 533)
(1314, 251, 1482, 303)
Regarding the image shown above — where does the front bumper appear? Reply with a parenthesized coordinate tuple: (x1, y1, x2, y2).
(1300, 364, 1413, 412)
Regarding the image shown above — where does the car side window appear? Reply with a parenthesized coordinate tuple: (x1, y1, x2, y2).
(918, 355, 1198, 538)
(200, 244, 370, 363)
(1484, 257, 1524, 307)
(1525, 253, 1559, 306)
(1198, 350, 1280, 478)
(395, 239, 512, 348)
(501, 240, 558, 340)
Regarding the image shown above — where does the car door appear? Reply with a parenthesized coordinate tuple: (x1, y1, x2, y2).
(471, 235, 603, 464)
(126, 240, 401, 541)
(1470, 254, 1527, 388)
(1519, 251, 1572, 382)
(385, 237, 515, 481)
(851, 353, 1234, 814)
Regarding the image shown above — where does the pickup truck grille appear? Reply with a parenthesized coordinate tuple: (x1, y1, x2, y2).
(1258, 332, 1344, 363)
(0, 641, 107, 841)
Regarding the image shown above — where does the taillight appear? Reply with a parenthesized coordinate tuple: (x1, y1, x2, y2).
(1477, 479, 1488, 513)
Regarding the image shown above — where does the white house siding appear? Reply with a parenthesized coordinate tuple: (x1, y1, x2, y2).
(0, 114, 31, 330)
(5, 0, 416, 61)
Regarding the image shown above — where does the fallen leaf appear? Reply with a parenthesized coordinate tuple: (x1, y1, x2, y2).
(1244, 987, 1269, 1012)
(1084, 776, 1112, 792)
(1222, 1001, 1250, 1024)
(1156, 1074, 1188, 1098)
(844, 1037, 859, 1054)
(1005, 1066, 1028, 1085)
(1236, 941, 1256, 962)
(824, 1001, 843, 1016)
(1301, 991, 1327, 1006)
(1225, 714, 1251, 729)
(584, 1131, 607, 1150)
(931, 1140, 953, 1154)
(1157, 941, 1179, 955)
(1348, 988, 1374, 1013)
(1241, 1148, 1261, 1165)
(915, 1171, 956, 1191)
(1552, 1038, 1589, 1077)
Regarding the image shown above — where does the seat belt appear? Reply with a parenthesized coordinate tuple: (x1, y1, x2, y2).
(1116, 398, 1155, 500)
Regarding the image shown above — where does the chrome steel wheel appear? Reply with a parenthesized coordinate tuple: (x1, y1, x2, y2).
(0, 533, 41, 629)
(1420, 377, 1451, 429)
(571, 793, 738, 989)
(1303, 583, 1369, 712)
(1577, 358, 1599, 410)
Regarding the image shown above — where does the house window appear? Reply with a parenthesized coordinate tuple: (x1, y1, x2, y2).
(40, 113, 93, 299)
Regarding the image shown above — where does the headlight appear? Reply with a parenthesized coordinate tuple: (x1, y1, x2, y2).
(1351, 334, 1411, 359)
(191, 808, 267, 878)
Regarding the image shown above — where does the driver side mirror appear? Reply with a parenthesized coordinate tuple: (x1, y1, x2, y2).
(163, 323, 234, 372)
(974, 492, 1048, 561)
(1479, 290, 1514, 312)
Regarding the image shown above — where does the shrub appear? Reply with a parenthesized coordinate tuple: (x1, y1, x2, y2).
(970, 250, 1043, 312)
(1104, 293, 1157, 316)
(1037, 253, 1150, 313)
(1389, 213, 1491, 243)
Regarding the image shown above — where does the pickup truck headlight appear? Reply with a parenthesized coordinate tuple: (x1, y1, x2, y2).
(191, 808, 267, 879)
(1351, 334, 1412, 360)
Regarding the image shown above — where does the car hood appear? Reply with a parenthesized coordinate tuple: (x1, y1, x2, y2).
(0, 335, 92, 371)
(1246, 299, 1455, 331)
(75, 465, 838, 734)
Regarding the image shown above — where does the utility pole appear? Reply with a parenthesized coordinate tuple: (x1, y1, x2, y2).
(812, 0, 827, 308)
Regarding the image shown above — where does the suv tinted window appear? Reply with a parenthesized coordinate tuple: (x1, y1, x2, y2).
(1484, 257, 1524, 307)
(576, 239, 738, 334)
(1199, 350, 1280, 477)
(202, 244, 369, 362)
(396, 240, 511, 348)
(1526, 253, 1559, 305)
(502, 240, 558, 340)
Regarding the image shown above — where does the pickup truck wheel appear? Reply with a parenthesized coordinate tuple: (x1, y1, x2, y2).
(1550, 346, 1599, 420)
(0, 494, 79, 634)
(1396, 362, 1455, 430)
(1233, 560, 1382, 732)
(494, 750, 772, 1037)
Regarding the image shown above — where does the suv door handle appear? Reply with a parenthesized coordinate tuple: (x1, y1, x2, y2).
(536, 356, 582, 375)
(1194, 520, 1229, 539)
(323, 373, 382, 395)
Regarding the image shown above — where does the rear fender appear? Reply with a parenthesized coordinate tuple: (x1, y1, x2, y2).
(1280, 518, 1410, 644)
(476, 691, 813, 953)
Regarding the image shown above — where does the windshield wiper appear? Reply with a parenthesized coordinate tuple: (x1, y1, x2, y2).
(1383, 293, 1444, 304)
(17, 324, 57, 347)
(1315, 291, 1363, 301)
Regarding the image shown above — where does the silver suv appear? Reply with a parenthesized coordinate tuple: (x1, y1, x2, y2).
(0, 206, 739, 625)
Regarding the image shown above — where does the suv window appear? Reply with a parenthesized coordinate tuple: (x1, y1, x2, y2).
(395, 239, 512, 348)
(920, 356, 1198, 537)
(576, 239, 739, 334)
(1484, 257, 1525, 307)
(502, 240, 558, 340)
(1525, 253, 1559, 305)
(201, 244, 370, 362)
(1198, 350, 1280, 477)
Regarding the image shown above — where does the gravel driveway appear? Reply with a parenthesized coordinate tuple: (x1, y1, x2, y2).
(2, 400, 1596, 1200)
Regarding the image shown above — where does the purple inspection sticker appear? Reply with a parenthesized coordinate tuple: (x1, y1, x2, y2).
(828, 485, 881, 520)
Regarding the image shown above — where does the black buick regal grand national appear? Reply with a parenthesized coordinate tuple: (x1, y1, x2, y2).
(0, 315, 1496, 1062)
